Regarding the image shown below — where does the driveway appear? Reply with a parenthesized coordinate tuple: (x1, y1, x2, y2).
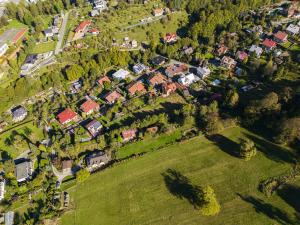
(55, 11, 69, 55)
(52, 164, 74, 183)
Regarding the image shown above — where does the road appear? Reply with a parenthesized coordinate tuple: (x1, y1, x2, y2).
(52, 164, 74, 184)
(55, 11, 69, 55)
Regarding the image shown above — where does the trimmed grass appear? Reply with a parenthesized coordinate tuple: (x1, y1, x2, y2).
(59, 127, 297, 225)
(31, 41, 57, 54)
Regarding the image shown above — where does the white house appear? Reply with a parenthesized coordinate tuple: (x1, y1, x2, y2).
(93, 0, 108, 12)
(178, 73, 200, 86)
(0, 180, 4, 201)
(197, 67, 211, 79)
(0, 42, 8, 57)
(112, 69, 130, 80)
(286, 24, 300, 35)
(249, 45, 263, 58)
(133, 63, 148, 74)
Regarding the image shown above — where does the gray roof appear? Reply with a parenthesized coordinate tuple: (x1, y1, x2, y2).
(15, 161, 31, 182)
(86, 152, 108, 167)
(11, 106, 27, 119)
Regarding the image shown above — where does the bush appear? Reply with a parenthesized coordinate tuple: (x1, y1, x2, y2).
(199, 186, 221, 216)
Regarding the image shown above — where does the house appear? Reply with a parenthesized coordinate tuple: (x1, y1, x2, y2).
(252, 25, 263, 35)
(215, 45, 228, 56)
(0, 180, 4, 201)
(44, 28, 54, 38)
(93, 0, 108, 12)
(183, 47, 194, 55)
(112, 69, 130, 80)
(152, 55, 166, 66)
(178, 73, 200, 86)
(285, 2, 300, 18)
(57, 108, 78, 125)
(11, 106, 27, 122)
(197, 67, 211, 79)
(0, 43, 8, 57)
(90, 9, 100, 17)
(286, 24, 300, 36)
(273, 31, 288, 43)
(163, 33, 178, 44)
(73, 20, 92, 41)
(86, 120, 102, 137)
(5, 211, 14, 225)
(104, 90, 122, 104)
(122, 129, 137, 142)
(262, 38, 277, 51)
(221, 56, 237, 69)
(97, 76, 111, 86)
(86, 151, 109, 169)
(133, 63, 148, 74)
(131, 40, 138, 48)
(148, 72, 167, 86)
(249, 45, 263, 58)
(165, 64, 188, 78)
(20, 54, 38, 71)
(152, 8, 164, 17)
(235, 50, 248, 62)
(53, 15, 60, 26)
(80, 99, 100, 115)
(15, 160, 32, 182)
(62, 160, 72, 173)
(127, 80, 146, 96)
(70, 80, 82, 93)
(162, 82, 177, 96)
(88, 28, 99, 35)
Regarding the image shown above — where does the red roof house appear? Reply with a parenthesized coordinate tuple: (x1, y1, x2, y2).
(89, 28, 99, 35)
(73, 20, 92, 41)
(122, 129, 137, 142)
(235, 51, 248, 62)
(127, 81, 146, 96)
(148, 72, 167, 86)
(262, 38, 277, 50)
(57, 108, 78, 125)
(163, 33, 178, 43)
(165, 64, 188, 78)
(97, 76, 111, 87)
(80, 99, 100, 115)
(215, 45, 228, 56)
(273, 31, 288, 43)
(162, 82, 177, 97)
(104, 91, 122, 104)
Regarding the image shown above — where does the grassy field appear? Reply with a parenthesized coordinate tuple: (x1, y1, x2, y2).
(31, 41, 57, 54)
(59, 127, 298, 225)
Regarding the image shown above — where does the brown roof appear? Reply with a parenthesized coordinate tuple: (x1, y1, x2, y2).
(162, 82, 177, 95)
(127, 81, 146, 96)
(80, 99, 100, 113)
(148, 72, 167, 86)
(122, 129, 137, 141)
(104, 91, 122, 104)
(165, 64, 188, 77)
(97, 76, 111, 86)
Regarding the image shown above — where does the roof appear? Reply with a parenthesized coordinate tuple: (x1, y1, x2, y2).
(274, 31, 288, 41)
(262, 38, 277, 49)
(80, 99, 99, 113)
(104, 91, 122, 103)
(57, 108, 78, 124)
(127, 81, 146, 95)
(75, 20, 91, 33)
(162, 82, 177, 93)
(122, 129, 137, 140)
(89, 28, 99, 33)
(165, 64, 188, 77)
(11, 106, 26, 118)
(163, 33, 178, 43)
(97, 76, 111, 86)
(152, 56, 166, 66)
(15, 161, 31, 181)
(86, 152, 108, 167)
(112, 69, 130, 80)
(86, 119, 102, 130)
(236, 51, 248, 61)
(148, 72, 167, 86)
(62, 160, 72, 170)
(12, 28, 27, 44)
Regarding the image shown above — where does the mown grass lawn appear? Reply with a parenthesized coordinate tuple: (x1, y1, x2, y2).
(31, 41, 57, 54)
(59, 127, 297, 225)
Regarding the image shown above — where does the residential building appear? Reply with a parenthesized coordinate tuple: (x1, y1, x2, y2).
(235, 50, 248, 62)
(86, 120, 102, 137)
(178, 73, 200, 86)
(131, 40, 138, 48)
(80, 99, 100, 115)
(122, 129, 137, 142)
(112, 69, 130, 80)
(93, 0, 108, 12)
(88, 28, 99, 35)
(152, 8, 164, 17)
(163, 33, 178, 44)
(133, 63, 148, 74)
(152, 56, 166, 66)
(221, 56, 237, 69)
(57, 108, 78, 125)
(5, 211, 14, 225)
(62, 160, 72, 173)
(0, 42, 8, 57)
(165, 64, 188, 78)
(148, 72, 167, 86)
(90, 9, 100, 17)
(197, 67, 211, 79)
(20, 54, 38, 71)
(127, 80, 147, 96)
(162, 82, 177, 97)
(97, 76, 111, 86)
(0, 180, 4, 201)
(44, 28, 54, 38)
(273, 31, 288, 43)
(15, 160, 32, 182)
(249, 45, 263, 58)
(215, 45, 228, 56)
(286, 24, 300, 35)
(262, 38, 277, 51)
(86, 151, 108, 169)
(104, 90, 122, 104)
(11, 106, 27, 122)
(73, 20, 92, 41)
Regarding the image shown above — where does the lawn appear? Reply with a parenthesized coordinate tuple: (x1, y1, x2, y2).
(59, 127, 298, 225)
(31, 41, 57, 54)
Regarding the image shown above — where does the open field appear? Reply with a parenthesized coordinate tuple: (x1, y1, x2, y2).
(59, 127, 298, 225)
(31, 41, 57, 54)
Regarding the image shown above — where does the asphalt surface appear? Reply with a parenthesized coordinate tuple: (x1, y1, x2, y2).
(55, 11, 69, 55)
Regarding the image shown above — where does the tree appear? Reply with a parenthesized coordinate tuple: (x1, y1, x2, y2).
(239, 138, 257, 161)
(200, 186, 221, 216)
(65, 64, 85, 81)
(224, 89, 239, 108)
(76, 169, 90, 183)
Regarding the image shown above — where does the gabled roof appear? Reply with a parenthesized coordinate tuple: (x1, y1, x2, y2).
(262, 38, 277, 49)
(165, 64, 188, 77)
(127, 80, 146, 95)
(97, 76, 111, 86)
(80, 99, 99, 113)
(57, 108, 78, 124)
(75, 20, 92, 33)
(104, 90, 122, 103)
(148, 72, 167, 86)
(122, 129, 137, 140)
(274, 31, 288, 41)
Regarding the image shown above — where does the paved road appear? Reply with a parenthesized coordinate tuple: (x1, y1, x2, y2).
(55, 11, 69, 55)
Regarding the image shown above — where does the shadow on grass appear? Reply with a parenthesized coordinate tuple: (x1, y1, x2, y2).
(237, 194, 295, 225)
(162, 169, 202, 209)
(206, 134, 240, 158)
(244, 133, 297, 164)
(278, 184, 300, 213)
